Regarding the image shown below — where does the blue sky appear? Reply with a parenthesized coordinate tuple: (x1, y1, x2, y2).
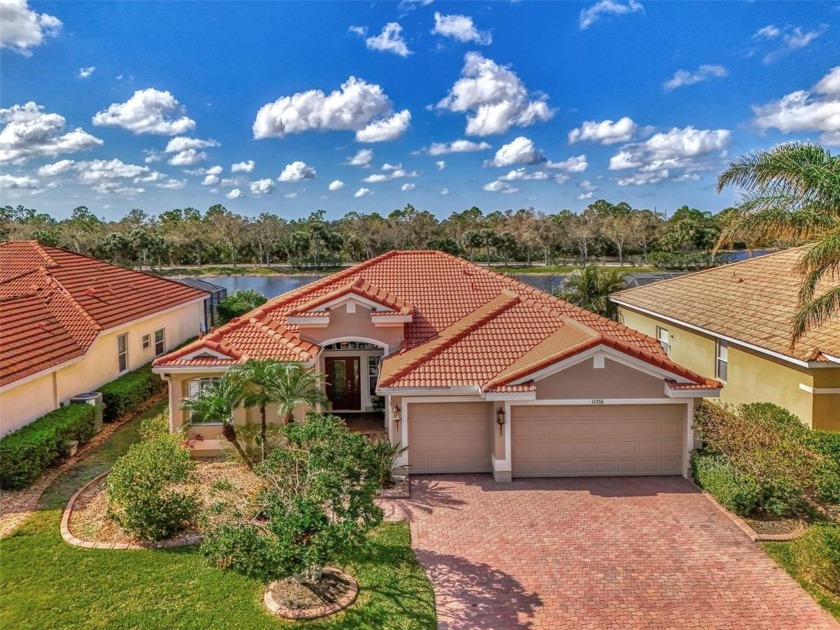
(1, 0, 838, 220)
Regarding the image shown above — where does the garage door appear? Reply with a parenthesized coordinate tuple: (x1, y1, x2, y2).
(512, 404, 684, 477)
(408, 402, 491, 474)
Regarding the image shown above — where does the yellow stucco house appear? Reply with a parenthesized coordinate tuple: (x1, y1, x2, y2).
(612, 247, 840, 430)
(0, 241, 207, 435)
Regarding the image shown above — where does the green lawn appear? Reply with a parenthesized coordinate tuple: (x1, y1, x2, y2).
(763, 525, 840, 622)
(0, 402, 435, 630)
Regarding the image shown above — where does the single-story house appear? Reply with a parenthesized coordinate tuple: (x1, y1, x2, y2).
(612, 247, 840, 431)
(0, 241, 208, 435)
(154, 250, 720, 482)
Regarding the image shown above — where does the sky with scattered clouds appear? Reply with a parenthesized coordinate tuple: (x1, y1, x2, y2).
(1, 0, 838, 219)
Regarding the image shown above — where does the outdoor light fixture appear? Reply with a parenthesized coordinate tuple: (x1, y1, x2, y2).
(391, 403, 402, 425)
(496, 406, 506, 435)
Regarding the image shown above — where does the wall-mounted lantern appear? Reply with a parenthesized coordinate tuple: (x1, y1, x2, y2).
(391, 403, 402, 427)
(496, 406, 506, 435)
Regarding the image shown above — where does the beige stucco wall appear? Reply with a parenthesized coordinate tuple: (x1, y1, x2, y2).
(618, 306, 832, 429)
(0, 300, 204, 436)
(535, 357, 669, 400)
(296, 303, 404, 353)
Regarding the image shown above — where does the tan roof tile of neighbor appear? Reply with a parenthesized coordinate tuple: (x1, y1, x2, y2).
(0, 241, 207, 386)
(612, 247, 840, 363)
(156, 250, 718, 391)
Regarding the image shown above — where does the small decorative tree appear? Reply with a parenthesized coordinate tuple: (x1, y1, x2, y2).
(272, 363, 328, 424)
(227, 359, 288, 462)
(201, 413, 383, 585)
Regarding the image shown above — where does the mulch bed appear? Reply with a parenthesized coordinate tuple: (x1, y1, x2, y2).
(380, 475, 410, 499)
(270, 572, 354, 611)
(744, 513, 805, 536)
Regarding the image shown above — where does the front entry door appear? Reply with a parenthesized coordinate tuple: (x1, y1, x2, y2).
(325, 357, 361, 410)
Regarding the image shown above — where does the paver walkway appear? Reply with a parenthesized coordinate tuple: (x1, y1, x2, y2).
(382, 474, 837, 630)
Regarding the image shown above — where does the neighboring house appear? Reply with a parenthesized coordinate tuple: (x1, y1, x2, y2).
(612, 247, 840, 431)
(154, 250, 719, 483)
(0, 241, 207, 435)
(173, 277, 227, 331)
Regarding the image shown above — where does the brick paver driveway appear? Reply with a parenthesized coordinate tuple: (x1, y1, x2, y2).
(382, 475, 837, 629)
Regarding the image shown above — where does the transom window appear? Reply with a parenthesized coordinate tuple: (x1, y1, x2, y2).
(716, 340, 729, 382)
(154, 328, 166, 357)
(117, 334, 128, 373)
(656, 327, 670, 357)
(323, 341, 381, 351)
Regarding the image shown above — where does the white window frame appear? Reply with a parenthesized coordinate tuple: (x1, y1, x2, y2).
(117, 333, 129, 373)
(154, 328, 166, 357)
(716, 339, 729, 382)
(142, 334, 151, 350)
(656, 326, 670, 357)
(187, 377, 223, 424)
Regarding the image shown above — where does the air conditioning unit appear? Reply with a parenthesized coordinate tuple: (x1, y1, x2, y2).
(69, 392, 104, 433)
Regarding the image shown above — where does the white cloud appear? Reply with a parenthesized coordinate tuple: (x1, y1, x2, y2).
(362, 167, 419, 183)
(328, 179, 345, 191)
(663, 65, 728, 91)
(78, 66, 96, 78)
(608, 126, 730, 184)
(168, 149, 207, 166)
(752, 66, 840, 145)
(226, 188, 244, 200)
(355, 109, 411, 142)
(579, 0, 644, 30)
(0, 102, 103, 164)
(253, 77, 408, 142)
(93, 88, 196, 135)
(0, 0, 61, 56)
(363, 173, 389, 184)
(578, 192, 595, 200)
(76, 158, 151, 184)
(426, 139, 492, 155)
(359, 22, 411, 57)
(354, 187, 373, 198)
(754, 24, 828, 63)
(489, 136, 544, 167)
(345, 148, 374, 167)
(278, 160, 316, 182)
(202, 174, 220, 186)
(401, 182, 415, 191)
(231, 160, 255, 173)
(568, 117, 636, 145)
(157, 178, 186, 190)
(37, 159, 75, 177)
(165, 136, 219, 153)
(285, 192, 298, 199)
(482, 180, 518, 194)
(0, 173, 40, 189)
(437, 52, 553, 136)
(382, 162, 401, 171)
(546, 155, 589, 173)
(436, 160, 446, 170)
(250, 178, 276, 195)
(579, 179, 598, 192)
(440, 188, 450, 195)
(432, 12, 491, 45)
(498, 168, 550, 181)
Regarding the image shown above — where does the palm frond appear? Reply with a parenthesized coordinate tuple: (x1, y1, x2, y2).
(792, 285, 840, 344)
(795, 229, 840, 304)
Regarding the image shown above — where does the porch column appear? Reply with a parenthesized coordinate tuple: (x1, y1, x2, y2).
(167, 375, 180, 433)
(683, 401, 695, 479)
(491, 400, 512, 483)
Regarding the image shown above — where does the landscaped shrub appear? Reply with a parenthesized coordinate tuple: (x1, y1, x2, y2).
(138, 411, 169, 441)
(691, 451, 762, 516)
(217, 289, 267, 324)
(0, 404, 97, 490)
(786, 524, 840, 595)
(107, 435, 198, 541)
(100, 363, 166, 423)
(694, 401, 840, 515)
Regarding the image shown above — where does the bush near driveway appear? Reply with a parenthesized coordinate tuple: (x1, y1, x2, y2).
(0, 404, 97, 490)
(693, 402, 840, 516)
(691, 452, 762, 517)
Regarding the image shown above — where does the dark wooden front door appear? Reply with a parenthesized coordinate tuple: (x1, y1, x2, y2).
(325, 357, 361, 410)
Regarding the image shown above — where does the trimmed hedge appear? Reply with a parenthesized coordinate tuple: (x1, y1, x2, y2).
(100, 363, 166, 423)
(0, 404, 97, 490)
(691, 451, 762, 516)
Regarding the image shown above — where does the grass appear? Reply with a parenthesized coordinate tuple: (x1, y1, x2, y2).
(495, 264, 656, 275)
(0, 401, 436, 630)
(763, 524, 840, 622)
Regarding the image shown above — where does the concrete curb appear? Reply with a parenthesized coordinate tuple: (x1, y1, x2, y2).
(264, 568, 359, 620)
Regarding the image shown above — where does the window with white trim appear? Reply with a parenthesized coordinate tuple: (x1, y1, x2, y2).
(154, 328, 166, 356)
(656, 327, 670, 356)
(142, 334, 151, 350)
(187, 378, 223, 423)
(117, 334, 128, 373)
(716, 340, 728, 381)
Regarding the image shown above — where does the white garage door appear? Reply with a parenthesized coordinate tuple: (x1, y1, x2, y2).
(408, 402, 491, 474)
(512, 404, 684, 477)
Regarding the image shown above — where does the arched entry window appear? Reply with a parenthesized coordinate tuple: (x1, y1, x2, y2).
(323, 341, 382, 351)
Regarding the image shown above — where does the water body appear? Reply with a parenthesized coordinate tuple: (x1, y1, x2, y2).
(199, 272, 686, 300)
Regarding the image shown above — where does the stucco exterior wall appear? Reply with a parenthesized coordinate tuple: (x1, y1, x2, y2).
(535, 357, 668, 400)
(1, 300, 204, 436)
(618, 306, 828, 428)
(296, 304, 404, 353)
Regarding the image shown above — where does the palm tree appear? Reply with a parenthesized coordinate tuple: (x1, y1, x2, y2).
(272, 363, 328, 425)
(227, 359, 287, 462)
(554, 266, 628, 319)
(716, 143, 840, 342)
(181, 376, 253, 470)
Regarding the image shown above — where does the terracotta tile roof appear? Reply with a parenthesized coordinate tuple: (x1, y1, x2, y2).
(156, 250, 717, 393)
(612, 247, 840, 364)
(0, 241, 207, 387)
